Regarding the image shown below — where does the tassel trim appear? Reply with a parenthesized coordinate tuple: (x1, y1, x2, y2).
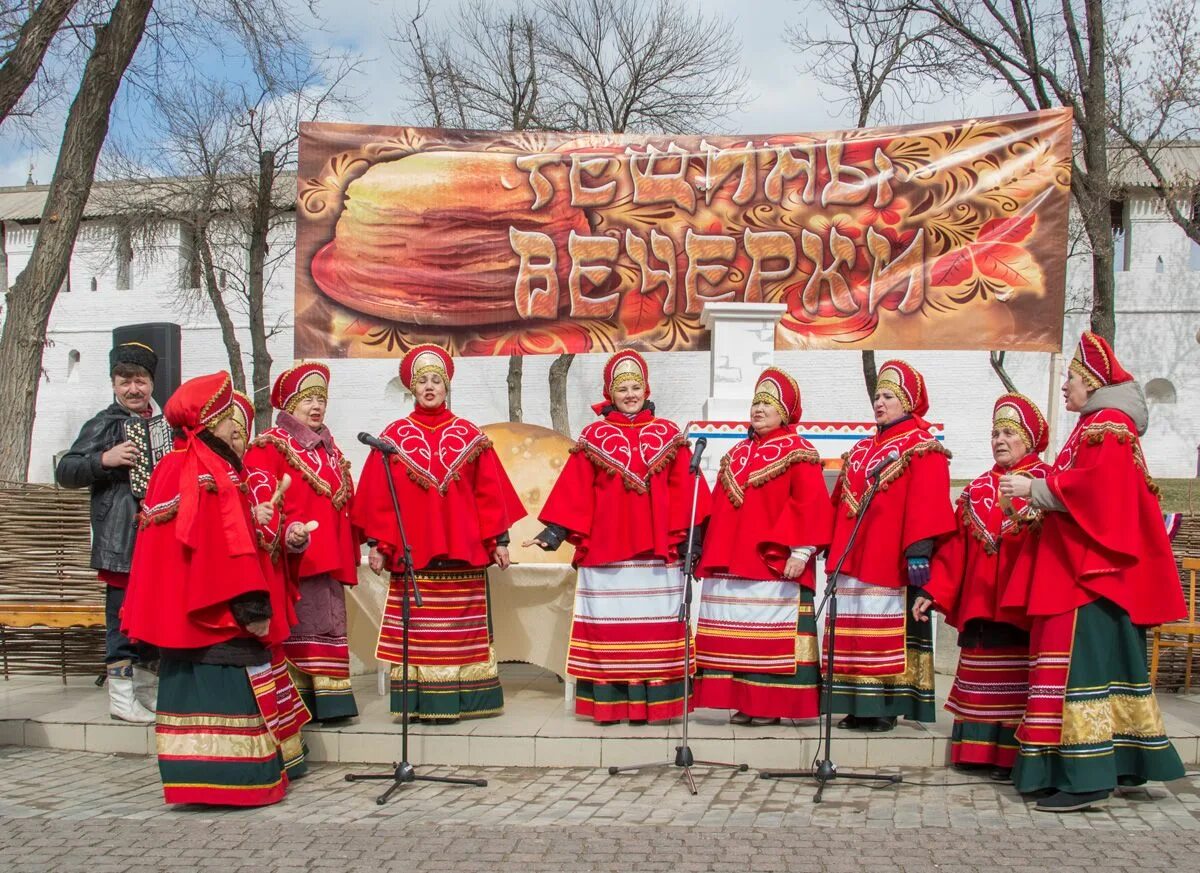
(1081, 421, 1161, 497)
(840, 440, 953, 517)
(252, 433, 354, 509)
(387, 435, 491, 495)
(574, 432, 685, 494)
(719, 448, 820, 508)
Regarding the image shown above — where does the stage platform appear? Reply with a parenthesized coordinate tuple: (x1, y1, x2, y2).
(3, 663, 1198, 770)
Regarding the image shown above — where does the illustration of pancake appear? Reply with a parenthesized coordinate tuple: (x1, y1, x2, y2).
(310, 150, 590, 326)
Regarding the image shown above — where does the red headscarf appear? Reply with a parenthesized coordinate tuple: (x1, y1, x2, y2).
(164, 372, 255, 558)
(593, 349, 650, 415)
(1070, 331, 1133, 389)
(400, 344, 454, 392)
(752, 367, 801, 424)
(992, 392, 1049, 453)
(271, 361, 329, 412)
(876, 359, 930, 417)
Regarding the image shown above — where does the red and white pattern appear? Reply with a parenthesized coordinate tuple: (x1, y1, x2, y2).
(381, 416, 489, 495)
(567, 561, 690, 682)
(576, 418, 685, 493)
(823, 575, 907, 677)
(718, 432, 820, 507)
(945, 648, 1030, 723)
(695, 576, 803, 674)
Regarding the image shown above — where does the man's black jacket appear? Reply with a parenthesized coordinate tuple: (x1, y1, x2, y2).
(55, 402, 142, 574)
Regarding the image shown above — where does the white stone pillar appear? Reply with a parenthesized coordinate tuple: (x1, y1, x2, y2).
(701, 302, 787, 420)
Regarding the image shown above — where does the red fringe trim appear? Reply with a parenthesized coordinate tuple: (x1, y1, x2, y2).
(252, 434, 354, 509)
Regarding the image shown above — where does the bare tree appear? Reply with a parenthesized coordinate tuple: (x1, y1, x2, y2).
(893, 0, 1200, 343)
(786, 0, 951, 399)
(98, 77, 250, 392)
(0, 0, 333, 480)
(0, 0, 77, 127)
(0, 0, 152, 482)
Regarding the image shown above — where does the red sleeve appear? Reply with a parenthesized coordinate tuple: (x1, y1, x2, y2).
(350, 449, 396, 553)
(539, 449, 596, 541)
(758, 460, 835, 576)
(923, 508, 967, 621)
(666, 444, 710, 542)
(901, 448, 956, 550)
(469, 444, 528, 546)
(1047, 434, 1145, 570)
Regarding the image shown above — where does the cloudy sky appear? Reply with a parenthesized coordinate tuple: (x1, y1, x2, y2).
(0, 0, 1021, 188)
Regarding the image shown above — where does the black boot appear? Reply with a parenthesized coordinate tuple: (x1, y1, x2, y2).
(1035, 789, 1110, 813)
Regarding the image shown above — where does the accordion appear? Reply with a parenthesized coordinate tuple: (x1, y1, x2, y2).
(122, 415, 174, 498)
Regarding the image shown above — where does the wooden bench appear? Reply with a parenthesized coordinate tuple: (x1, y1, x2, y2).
(0, 482, 105, 683)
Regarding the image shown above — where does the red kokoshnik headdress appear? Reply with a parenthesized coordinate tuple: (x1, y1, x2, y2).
(992, 392, 1049, 454)
(593, 349, 650, 415)
(875, 359, 930, 418)
(1069, 331, 1133, 390)
(752, 367, 801, 424)
(400, 344, 454, 392)
(271, 361, 330, 413)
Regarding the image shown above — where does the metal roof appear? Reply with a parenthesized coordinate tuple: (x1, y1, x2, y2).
(0, 172, 299, 223)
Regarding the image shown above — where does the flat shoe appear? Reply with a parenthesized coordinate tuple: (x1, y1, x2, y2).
(730, 711, 753, 725)
(750, 717, 781, 727)
(988, 767, 1013, 783)
(1035, 789, 1110, 813)
(867, 717, 896, 732)
(836, 715, 860, 730)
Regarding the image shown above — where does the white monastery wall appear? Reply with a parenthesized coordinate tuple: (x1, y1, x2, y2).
(8, 198, 1199, 484)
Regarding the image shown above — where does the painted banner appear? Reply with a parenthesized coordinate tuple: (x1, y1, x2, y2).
(295, 109, 1071, 357)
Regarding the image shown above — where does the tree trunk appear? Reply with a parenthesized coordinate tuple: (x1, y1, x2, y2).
(506, 355, 523, 422)
(548, 352, 574, 436)
(860, 350, 878, 401)
(0, 0, 152, 481)
(0, 0, 77, 126)
(197, 225, 246, 394)
(246, 149, 275, 432)
(989, 351, 1016, 392)
(1075, 181, 1116, 343)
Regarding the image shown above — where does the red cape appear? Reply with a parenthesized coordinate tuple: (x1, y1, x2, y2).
(122, 448, 296, 649)
(698, 427, 834, 586)
(924, 455, 1048, 629)
(1002, 409, 1184, 625)
(351, 407, 527, 571)
(538, 410, 709, 567)
(244, 425, 361, 585)
(828, 417, 956, 588)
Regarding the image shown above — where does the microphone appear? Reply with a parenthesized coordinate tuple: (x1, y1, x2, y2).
(866, 448, 900, 479)
(357, 432, 397, 455)
(689, 437, 708, 475)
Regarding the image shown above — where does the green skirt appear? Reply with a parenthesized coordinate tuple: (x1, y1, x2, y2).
(1013, 598, 1185, 794)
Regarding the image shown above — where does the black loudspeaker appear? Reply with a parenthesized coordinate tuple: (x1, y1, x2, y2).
(112, 322, 182, 411)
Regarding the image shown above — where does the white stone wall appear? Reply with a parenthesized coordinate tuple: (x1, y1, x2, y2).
(8, 194, 1200, 484)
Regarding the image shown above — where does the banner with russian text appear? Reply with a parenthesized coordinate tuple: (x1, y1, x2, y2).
(295, 109, 1071, 357)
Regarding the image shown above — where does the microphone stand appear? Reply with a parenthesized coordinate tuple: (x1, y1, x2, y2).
(606, 437, 749, 795)
(345, 440, 487, 804)
(759, 459, 904, 802)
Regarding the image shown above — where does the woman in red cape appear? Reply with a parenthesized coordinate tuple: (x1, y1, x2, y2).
(244, 362, 361, 722)
(527, 350, 710, 724)
(998, 332, 1185, 812)
(913, 393, 1051, 780)
(825, 360, 955, 732)
(693, 368, 834, 725)
(122, 374, 311, 806)
(353, 345, 526, 723)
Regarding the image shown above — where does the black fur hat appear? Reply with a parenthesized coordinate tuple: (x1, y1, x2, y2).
(109, 341, 157, 378)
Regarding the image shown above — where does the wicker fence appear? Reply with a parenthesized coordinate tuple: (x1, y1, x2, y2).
(1157, 512, 1200, 692)
(0, 482, 105, 680)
